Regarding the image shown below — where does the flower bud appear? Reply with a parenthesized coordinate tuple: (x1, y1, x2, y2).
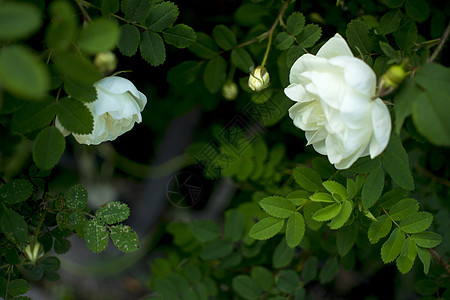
(379, 64, 408, 90)
(24, 241, 44, 264)
(248, 66, 270, 92)
(94, 51, 118, 74)
(222, 81, 239, 100)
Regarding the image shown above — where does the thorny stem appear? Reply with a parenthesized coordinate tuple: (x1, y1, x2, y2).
(261, 1, 291, 68)
(74, 0, 91, 23)
(428, 21, 450, 63)
(429, 248, 450, 276)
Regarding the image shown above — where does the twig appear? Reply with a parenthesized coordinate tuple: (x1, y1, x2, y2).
(429, 248, 450, 275)
(428, 21, 450, 63)
(415, 165, 450, 188)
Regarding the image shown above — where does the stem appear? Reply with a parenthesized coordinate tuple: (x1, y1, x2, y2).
(428, 248, 450, 275)
(74, 0, 91, 23)
(428, 21, 450, 63)
(415, 165, 450, 188)
(261, 1, 290, 68)
(33, 211, 47, 242)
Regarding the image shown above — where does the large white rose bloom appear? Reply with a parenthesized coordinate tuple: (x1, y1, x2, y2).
(57, 76, 147, 145)
(285, 33, 391, 169)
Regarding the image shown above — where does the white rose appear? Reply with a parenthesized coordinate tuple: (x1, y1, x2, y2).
(57, 76, 147, 145)
(284, 33, 391, 169)
(248, 66, 270, 92)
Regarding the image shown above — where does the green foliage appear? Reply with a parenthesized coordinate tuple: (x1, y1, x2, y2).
(0, 1, 41, 41)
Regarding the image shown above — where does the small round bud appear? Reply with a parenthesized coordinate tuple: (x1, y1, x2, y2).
(94, 51, 118, 74)
(24, 241, 44, 264)
(379, 64, 408, 90)
(222, 81, 239, 100)
(248, 66, 270, 92)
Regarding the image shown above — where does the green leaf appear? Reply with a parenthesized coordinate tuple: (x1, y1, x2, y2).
(329, 200, 353, 229)
(286, 12, 305, 35)
(382, 134, 414, 191)
(101, 0, 119, 15)
(0, 1, 41, 41)
(319, 257, 339, 284)
(310, 192, 334, 203)
(225, 209, 245, 242)
(368, 214, 392, 244)
(232, 275, 262, 300)
(394, 20, 417, 50)
(249, 217, 284, 240)
(412, 63, 450, 146)
(394, 78, 420, 133)
(53, 52, 101, 87)
(231, 48, 254, 73)
(296, 24, 321, 48)
(11, 99, 57, 134)
(396, 237, 417, 274)
(84, 218, 109, 253)
(56, 210, 85, 231)
(379, 41, 399, 62)
(203, 56, 227, 94)
(146, 1, 179, 31)
(312, 157, 335, 179)
(1, 209, 28, 244)
(285, 212, 305, 248)
(251, 89, 272, 104)
(0, 179, 33, 205)
(118, 24, 140, 57)
(277, 270, 300, 293)
(7, 279, 30, 297)
(347, 156, 381, 174)
(404, 0, 430, 22)
(259, 196, 295, 219)
(293, 167, 322, 192)
(303, 202, 323, 231)
(301, 256, 318, 283)
(378, 9, 402, 35)
(336, 224, 358, 256)
(78, 18, 119, 54)
(411, 231, 442, 248)
(381, 227, 405, 263)
(201, 239, 233, 260)
(109, 224, 139, 253)
(65, 184, 88, 210)
(416, 246, 431, 274)
(286, 190, 309, 206)
(140, 31, 166, 66)
(322, 181, 348, 201)
(0, 45, 50, 101)
(167, 60, 202, 85)
(251, 266, 274, 292)
(33, 127, 65, 170)
(188, 32, 218, 59)
(273, 238, 294, 268)
(312, 203, 341, 222)
(379, 187, 408, 210)
(64, 79, 97, 103)
(361, 168, 384, 210)
(275, 32, 294, 51)
(56, 98, 93, 134)
(399, 212, 433, 233)
(125, 0, 152, 23)
(388, 198, 418, 221)
(234, 4, 267, 26)
(380, 0, 405, 8)
(163, 24, 196, 48)
(212, 24, 236, 50)
(191, 219, 221, 242)
(46, 0, 77, 50)
(286, 46, 306, 69)
(346, 19, 372, 55)
(95, 201, 130, 224)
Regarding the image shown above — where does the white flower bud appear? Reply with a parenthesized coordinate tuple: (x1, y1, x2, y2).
(248, 66, 270, 92)
(94, 51, 118, 74)
(25, 241, 44, 264)
(222, 81, 239, 100)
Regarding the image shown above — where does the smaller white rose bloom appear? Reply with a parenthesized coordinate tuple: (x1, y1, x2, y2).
(222, 80, 239, 100)
(57, 76, 147, 145)
(284, 33, 391, 169)
(248, 66, 270, 92)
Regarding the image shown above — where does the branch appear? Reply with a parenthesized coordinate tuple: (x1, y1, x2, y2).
(428, 21, 450, 63)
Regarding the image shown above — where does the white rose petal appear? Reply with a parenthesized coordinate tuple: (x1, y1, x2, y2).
(56, 76, 147, 145)
(284, 33, 392, 169)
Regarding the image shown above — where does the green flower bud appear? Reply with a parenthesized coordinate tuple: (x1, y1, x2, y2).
(379, 64, 408, 90)
(222, 81, 239, 100)
(24, 241, 44, 264)
(94, 51, 118, 74)
(248, 66, 270, 92)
